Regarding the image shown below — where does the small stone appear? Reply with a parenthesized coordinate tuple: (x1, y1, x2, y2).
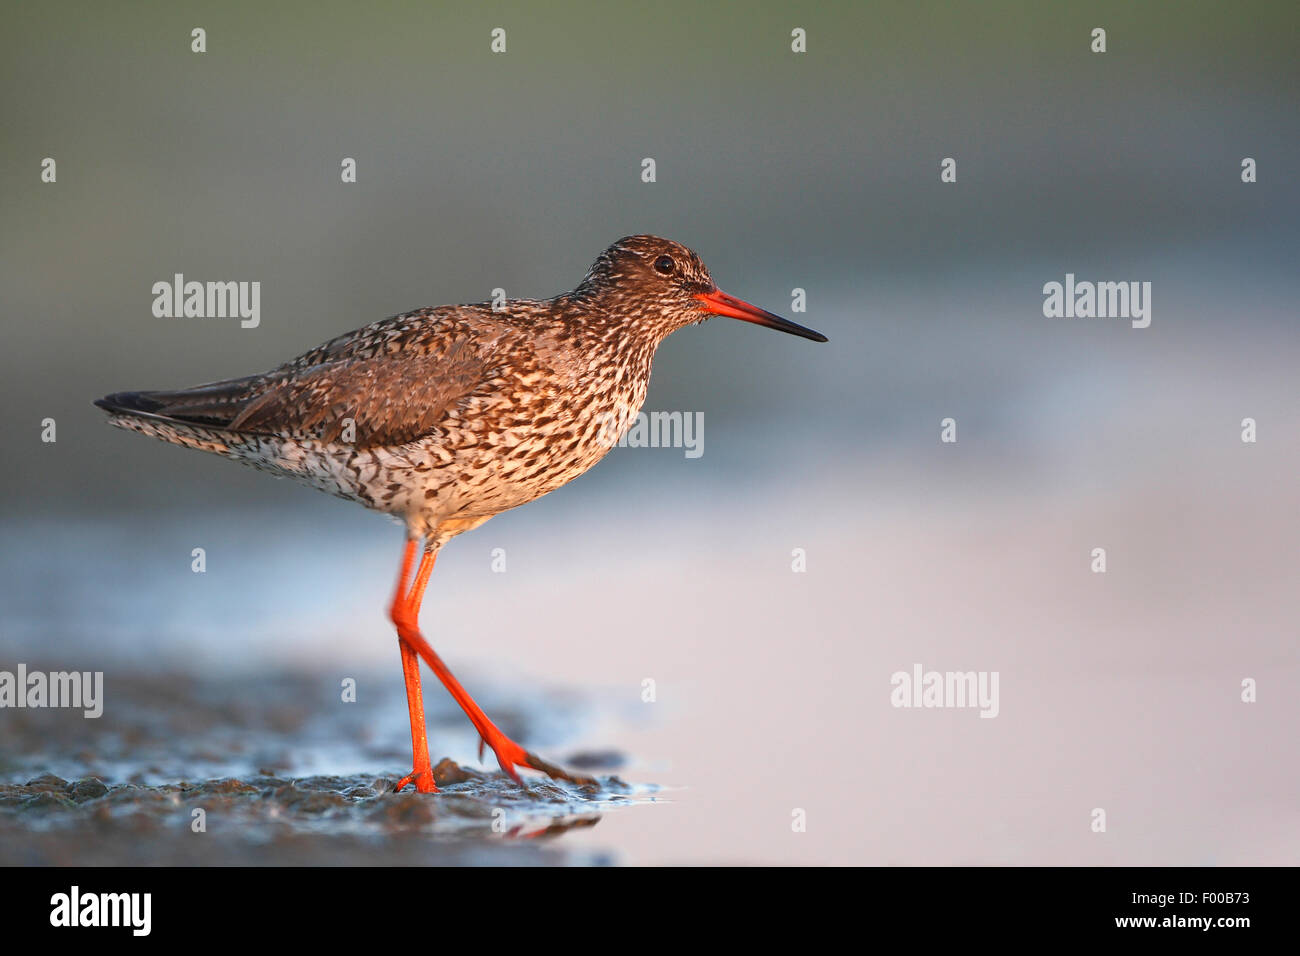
(67, 778, 109, 802)
(24, 772, 68, 791)
(431, 758, 474, 786)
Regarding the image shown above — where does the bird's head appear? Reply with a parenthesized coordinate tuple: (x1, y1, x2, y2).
(574, 235, 827, 343)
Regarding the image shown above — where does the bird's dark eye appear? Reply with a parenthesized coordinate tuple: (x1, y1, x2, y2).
(653, 255, 676, 276)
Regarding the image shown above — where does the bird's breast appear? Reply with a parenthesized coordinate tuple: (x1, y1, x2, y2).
(423, 347, 654, 515)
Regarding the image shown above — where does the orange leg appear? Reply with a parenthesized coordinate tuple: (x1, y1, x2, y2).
(391, 539, 438, 793)
(388, 539, 594, 788)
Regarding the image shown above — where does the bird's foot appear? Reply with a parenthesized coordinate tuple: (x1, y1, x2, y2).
(478, 732, 596, 788)
(393, 767, 439, 793)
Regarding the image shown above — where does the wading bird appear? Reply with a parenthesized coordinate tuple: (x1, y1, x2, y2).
(96, 236, 827, 791)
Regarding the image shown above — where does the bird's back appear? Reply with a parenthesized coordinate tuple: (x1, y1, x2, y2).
(96, 297, 653, 538)
(102, 304, 521, 444)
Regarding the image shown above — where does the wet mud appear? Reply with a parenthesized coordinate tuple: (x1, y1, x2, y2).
(0, 666, 650, 865)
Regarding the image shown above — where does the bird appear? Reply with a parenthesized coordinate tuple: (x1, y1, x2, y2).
(94, 235, 827, 793)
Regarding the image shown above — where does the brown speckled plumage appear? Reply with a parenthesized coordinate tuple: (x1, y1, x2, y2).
(96, 236, 825, 549)
(95, 235, 827, 789)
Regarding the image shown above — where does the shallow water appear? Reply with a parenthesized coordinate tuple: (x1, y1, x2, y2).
(0, 669, 656, 865)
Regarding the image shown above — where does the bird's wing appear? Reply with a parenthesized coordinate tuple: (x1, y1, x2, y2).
(108, 307, 513, 448)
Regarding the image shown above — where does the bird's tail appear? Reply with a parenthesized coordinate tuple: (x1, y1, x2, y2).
(93, 391, 240, 456)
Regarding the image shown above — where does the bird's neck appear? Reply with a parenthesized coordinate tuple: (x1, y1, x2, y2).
(553, 291, 673, 353)
(546, 293, 666, 404)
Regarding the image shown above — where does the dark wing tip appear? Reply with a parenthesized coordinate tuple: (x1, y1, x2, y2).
(94, 391, 165, 416)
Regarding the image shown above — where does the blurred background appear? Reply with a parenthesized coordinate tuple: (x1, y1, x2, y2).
(1, 1, 1298, 864)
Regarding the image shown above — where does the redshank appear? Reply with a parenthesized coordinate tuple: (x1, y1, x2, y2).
(95, 235, 827, 792)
